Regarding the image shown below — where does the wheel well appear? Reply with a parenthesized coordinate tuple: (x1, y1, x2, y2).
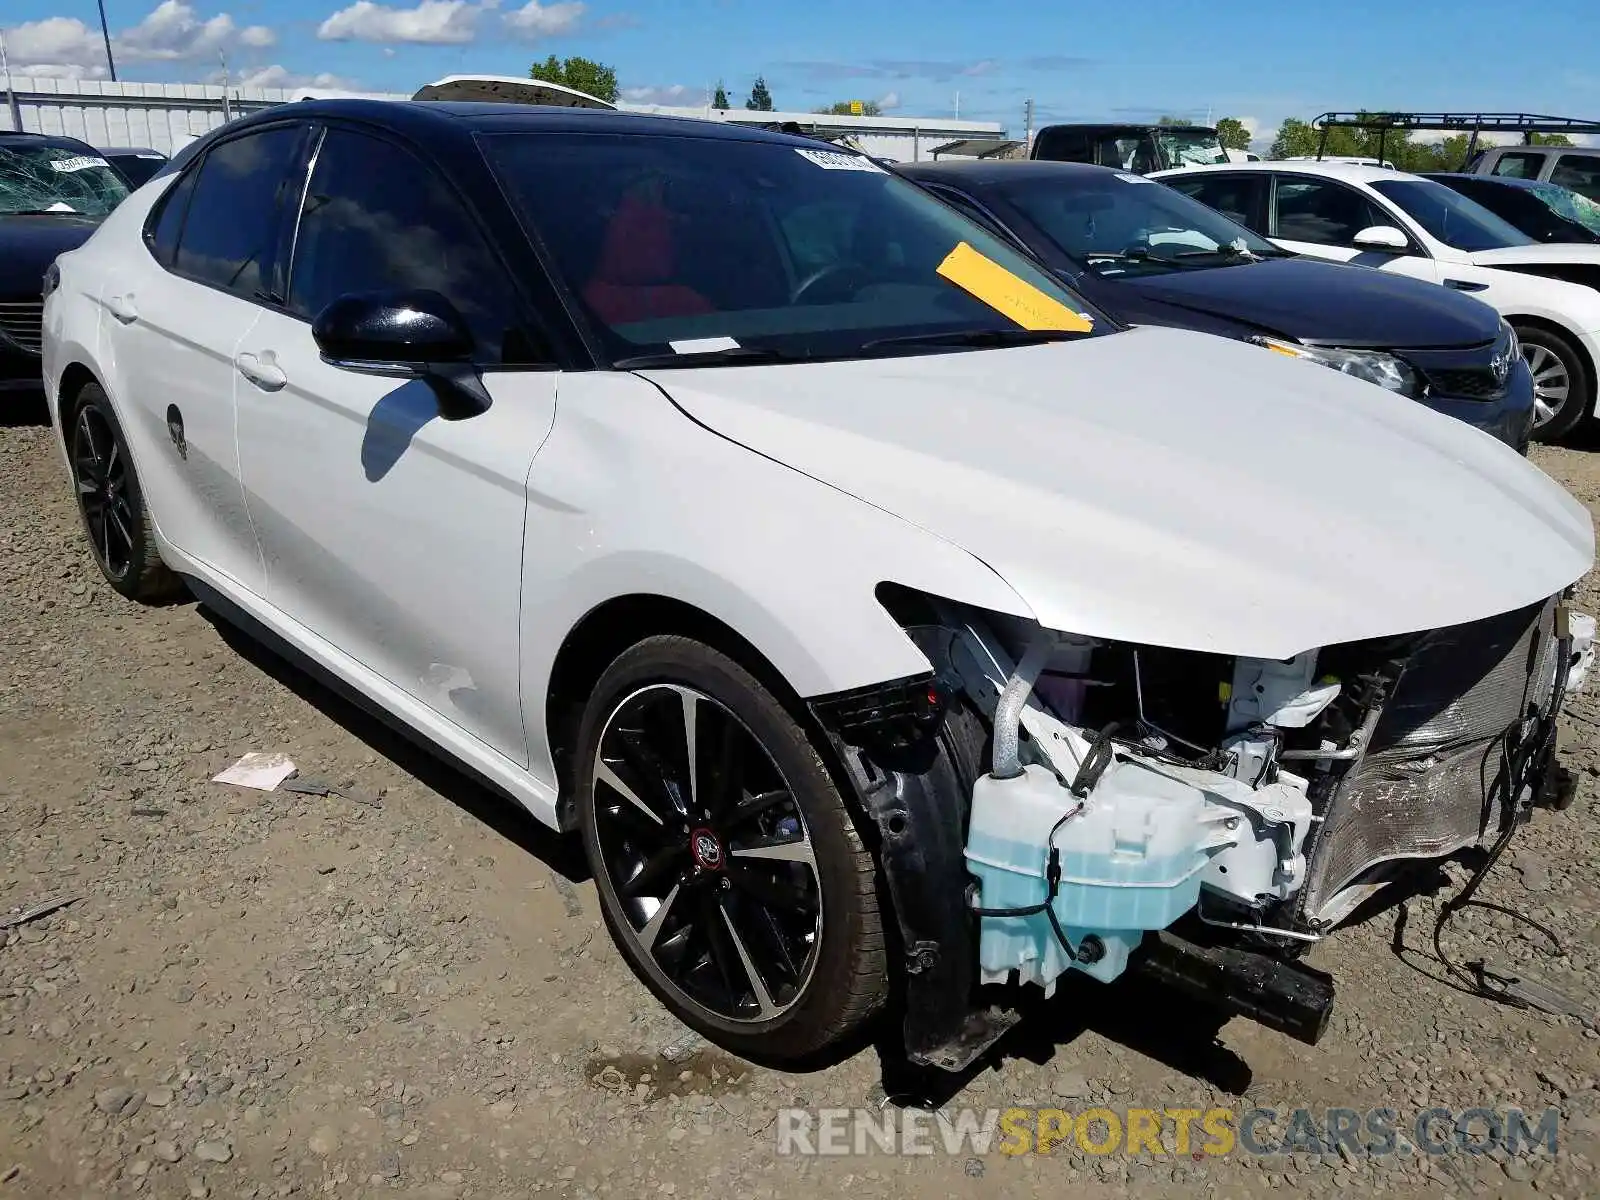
(544, 594, 803, 822)
(57, 363, 100, 422)
(1507, 315, 1598, 403)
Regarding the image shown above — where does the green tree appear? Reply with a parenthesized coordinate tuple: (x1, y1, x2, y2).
(1215, 116, 1251, 150)
(528, 55, 619, 103)
(1156, 114, 1189, 126)
(1531, 133, 1574, 147)
(746, 75, 774, 111)
(712, 81, 729, 109)
(816, 100, 881, 116)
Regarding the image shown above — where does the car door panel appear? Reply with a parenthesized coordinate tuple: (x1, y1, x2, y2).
(234, 124, 556, 765)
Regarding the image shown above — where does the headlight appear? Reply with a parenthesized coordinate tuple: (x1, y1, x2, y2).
(1254, 337, 1420, 397)
(1498, 318, 1519, 365)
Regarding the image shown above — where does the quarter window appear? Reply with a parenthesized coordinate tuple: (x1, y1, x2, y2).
(146, 166, 198, 267)
(287, 128, 533, 363)
(172, 125, 305, 298)
(1272, 178, 1388, 246)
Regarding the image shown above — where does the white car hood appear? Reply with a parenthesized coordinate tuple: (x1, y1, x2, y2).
(643, 326, 1593, 660)
(1469, 243, 1600, 268)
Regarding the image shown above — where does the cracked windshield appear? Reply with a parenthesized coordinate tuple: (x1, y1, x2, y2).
(0, 142, 129, 217)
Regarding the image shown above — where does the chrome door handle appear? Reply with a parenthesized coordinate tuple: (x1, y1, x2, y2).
(106, 294, 138, 324)
(234, 351, 287, 392)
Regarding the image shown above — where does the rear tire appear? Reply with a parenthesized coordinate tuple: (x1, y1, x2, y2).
(575, 635, 887, 1063)
(1518, 325, 1592, 442)
(66, 383, 181, 603)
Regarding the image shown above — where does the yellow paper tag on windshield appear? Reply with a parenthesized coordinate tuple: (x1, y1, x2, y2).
(936, 241, 1094, 333)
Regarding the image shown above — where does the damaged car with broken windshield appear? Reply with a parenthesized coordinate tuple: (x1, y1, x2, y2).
(42, 101, 1600, 1071)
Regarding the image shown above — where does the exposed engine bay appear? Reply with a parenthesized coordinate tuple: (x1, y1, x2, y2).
(813, 588, 1597, 1071)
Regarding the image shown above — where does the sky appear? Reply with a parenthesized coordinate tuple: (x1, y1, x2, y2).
(5, 0, 1600, 150)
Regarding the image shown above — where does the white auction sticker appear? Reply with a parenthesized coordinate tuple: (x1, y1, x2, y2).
(49, 155, 107, 174)
(794, 148, 884, 173)
(1113, 171, 1155, 184)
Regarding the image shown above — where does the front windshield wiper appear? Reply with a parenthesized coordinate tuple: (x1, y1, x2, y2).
(1171, 245, 1285, 261)
(613, 346, 795, 369)
(860, 327, 1091, 352)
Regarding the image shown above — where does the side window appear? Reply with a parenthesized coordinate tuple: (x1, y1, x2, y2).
(288, 128, 534, 363)
(172, 125, 305, 298)
(146, 166, 199, 267)
(1551, 154, 1600, 203)
(1167, 174, 1266, 230)
(1272, 177, 1388, 246)
(1490, 152, 1544, 180)
(1033, 128, 1091, 162)
(1097, 136, 1155, 173)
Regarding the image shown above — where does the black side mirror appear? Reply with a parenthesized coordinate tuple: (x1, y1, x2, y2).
(312, 289, 489, 420)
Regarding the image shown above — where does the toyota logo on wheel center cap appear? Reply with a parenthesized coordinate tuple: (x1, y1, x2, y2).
(689, 827, 724, 871)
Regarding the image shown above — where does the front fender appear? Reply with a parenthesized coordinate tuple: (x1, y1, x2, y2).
(518, 372, 1035, 794)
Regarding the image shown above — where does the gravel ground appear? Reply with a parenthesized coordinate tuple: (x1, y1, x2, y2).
(5, 401, 1600, 1199)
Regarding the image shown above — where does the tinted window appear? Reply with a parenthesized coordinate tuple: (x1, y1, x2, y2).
(1096, 135, 1156, 173)
(484, 132, 1106, 364)
(1165, 173, 1266, 229)
(1272, 177, 1389, 246)
(147, 167, 198, 266)
(1369, 178, 1532, 251)
(109, 153, 166, 189)
(1551, 154, 1600, 202)
(1033, 127, 1092, 162)
(287, 128, 532, 363)
(1490, 152, 1544, 180)
(1001, 172, 1280, 277)
(174, 126, 304, 298)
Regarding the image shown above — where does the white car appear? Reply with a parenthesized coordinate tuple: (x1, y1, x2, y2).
(1156, 160, 1600, 438)
(42, 101, 1596, 1071)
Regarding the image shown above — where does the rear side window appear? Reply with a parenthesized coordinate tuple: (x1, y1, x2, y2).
(1552, 153, 1600, 202)
(146, 167, 198, 266)
(287, 127, 533, 363)
(1166, 173, 1267, 230)
(1490, 151, 1544, 180)
(1032, 127, 1091, 163)
(173, 125, 305, 299)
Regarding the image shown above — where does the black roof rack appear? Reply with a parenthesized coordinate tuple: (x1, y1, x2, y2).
(1310, 111, 1600, 167)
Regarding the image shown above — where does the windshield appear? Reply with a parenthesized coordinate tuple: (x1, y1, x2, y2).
(1001, 171, 1282, 276)
(1369, 178, 1533, 252)
(1155, 129, 1228, 169)
(0, 142, 129, 217)
(1529, 181, 1600, 238)
(483, 132, 1105, 364)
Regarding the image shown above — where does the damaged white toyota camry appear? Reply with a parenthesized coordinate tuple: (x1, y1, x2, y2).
(42, 101, 1599, 1070)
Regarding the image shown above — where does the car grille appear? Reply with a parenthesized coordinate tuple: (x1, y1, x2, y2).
(0, 300, 44, 356)
(1299, 597, 1559, 923)
(1424, 366, 1506, 401)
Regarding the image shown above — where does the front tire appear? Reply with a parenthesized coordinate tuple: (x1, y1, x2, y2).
(575, 635, 887, 1063)
(1518, 325, 1593, 441)
(67, 383, 181, 602)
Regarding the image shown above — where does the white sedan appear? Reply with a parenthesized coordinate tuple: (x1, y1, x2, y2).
(1156, 160, 1600, 438)
(42, 100, 1595, 1071)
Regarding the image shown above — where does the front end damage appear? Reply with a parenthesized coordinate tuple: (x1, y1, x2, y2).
(812, 591, 1597, 1072)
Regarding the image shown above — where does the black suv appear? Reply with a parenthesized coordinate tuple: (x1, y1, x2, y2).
(1, 132, 129, 395)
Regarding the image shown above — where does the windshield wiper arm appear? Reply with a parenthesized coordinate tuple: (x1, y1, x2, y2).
(613, 346, 793, 369)
(860, 327, 1090, 352)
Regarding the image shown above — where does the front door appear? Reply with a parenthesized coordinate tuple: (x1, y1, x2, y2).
(100, 123, 309, 595)
(234, 125, 558, 765)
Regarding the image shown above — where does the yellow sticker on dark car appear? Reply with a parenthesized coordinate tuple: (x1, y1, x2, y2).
(935, 241, 1094, 332)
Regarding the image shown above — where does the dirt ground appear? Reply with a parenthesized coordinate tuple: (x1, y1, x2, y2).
(6, 398, 1600, 1199)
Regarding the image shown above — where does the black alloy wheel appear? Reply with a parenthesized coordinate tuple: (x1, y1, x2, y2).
(577, 636, 887, 1062)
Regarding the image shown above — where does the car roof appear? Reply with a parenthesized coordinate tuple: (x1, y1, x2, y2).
(98, 146, 166, 158)
(217, 98, 842, 151)
(898, 159, 1122, 187)
(1422, 171, 1544, 190)
(0, 130, 98, 152)
(1150, 160, 1412, 185)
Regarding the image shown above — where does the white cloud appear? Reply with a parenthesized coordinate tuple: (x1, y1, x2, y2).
(318, 0, 481, 44)
(5, 4, 280, 76)
(876, 90, 901, 111)
(503, 1, 585, 38)
(620, 83, 696, 106)
(225, 64, 355, 89)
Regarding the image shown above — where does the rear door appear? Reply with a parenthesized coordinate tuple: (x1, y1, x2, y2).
(233, 123, 560, 764)
(100, 122, 310, 595)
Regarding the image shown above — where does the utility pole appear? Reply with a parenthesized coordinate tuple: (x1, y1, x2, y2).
(954, 90, 960, 119)
(96, 0, 118, 81)
(1024, 97, 1034, 148)
(0, 29, 23, 132)
(218, 51, 232, 121)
